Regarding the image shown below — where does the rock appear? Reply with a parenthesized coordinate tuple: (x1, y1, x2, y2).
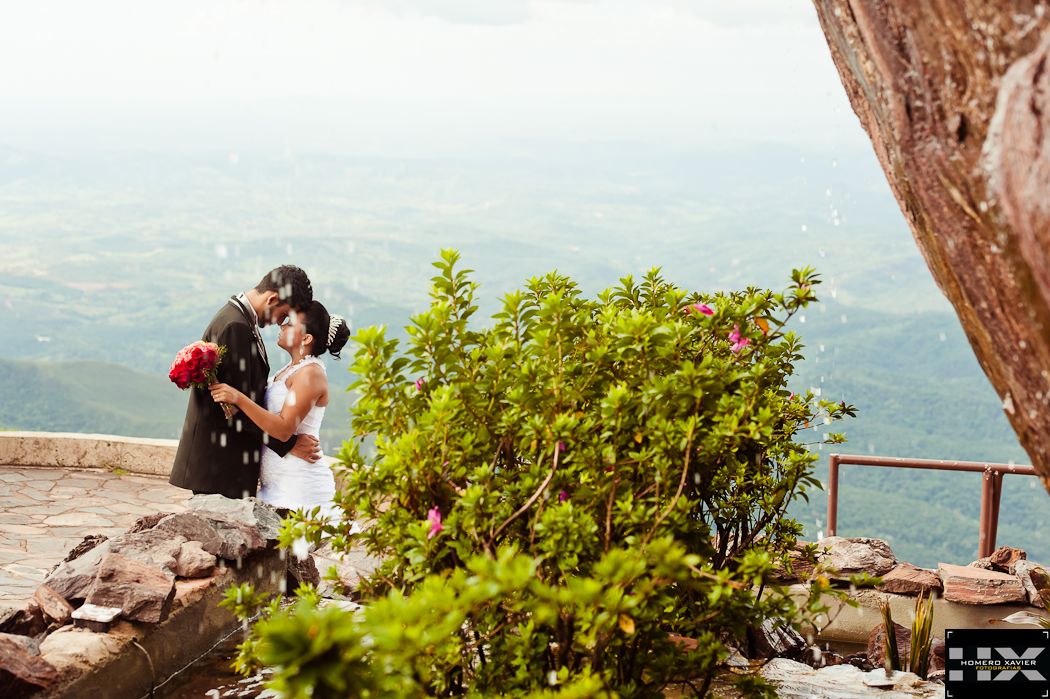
(43, 540, 113, 604)
(84, 553, 176, 624)
(207, 519, 268, 561)
(867, 621, 911, 671)
(152, 512, 223, 553)
(811, 0, 1050, 508)
(989, 545, 1026, 572)
(157, 509, 267, 561)
(127, 512, 168, 533)
(1014, 560, 1050, 607)
(747, 619, 805, 659)
(760, 657, 943, 698)
(311, 544, 380, 598)
(769, 542, 822, 583)
(108, 528, 187, 574)
(845, 653, 873, 672)
(877, 563, 942, 596)
(187, 494, 282, 540)
(58, 534, 108, 566)
(939, 562, 1027, 604)
(968, 557, 996, 570)
(0, 633, 40, 656)
(174, 541, 216, 578)
(0, 632, 58, 697)
(866, 622, 945, 676)
(969, 546, 1028, 573)
(289, 552, 320, 589)
(799, 646, 846, 668)
(0, 604, 46, 638)
(38, 627, 125, 679)
(32, 586, 73, 626)
(0, 608, 17, 632)
(820, 537, 896, 578)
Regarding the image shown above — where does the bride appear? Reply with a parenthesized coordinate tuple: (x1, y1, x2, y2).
(210, 300, 350, 517)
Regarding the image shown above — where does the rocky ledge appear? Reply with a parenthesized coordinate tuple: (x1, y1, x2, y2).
(777, 537, 1050, 610)
(0, 495, 371, 699)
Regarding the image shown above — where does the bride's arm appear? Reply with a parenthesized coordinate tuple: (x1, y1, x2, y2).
(210, 366, 327, 442)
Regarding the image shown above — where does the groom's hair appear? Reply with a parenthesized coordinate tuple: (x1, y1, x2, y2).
(255, 265, 313, 311)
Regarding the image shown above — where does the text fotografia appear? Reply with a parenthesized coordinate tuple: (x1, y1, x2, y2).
(946, 629, 1050, 698)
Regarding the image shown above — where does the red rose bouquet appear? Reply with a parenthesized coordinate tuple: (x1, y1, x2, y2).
(169, 341, 234, 418)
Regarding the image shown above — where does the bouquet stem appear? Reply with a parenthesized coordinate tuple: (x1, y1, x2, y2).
(209, 381, 236, 419)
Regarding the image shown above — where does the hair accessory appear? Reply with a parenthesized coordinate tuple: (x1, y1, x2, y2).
(327, 314, 344, 347)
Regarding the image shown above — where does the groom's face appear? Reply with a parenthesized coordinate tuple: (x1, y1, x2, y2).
(259, 293, 293, 328)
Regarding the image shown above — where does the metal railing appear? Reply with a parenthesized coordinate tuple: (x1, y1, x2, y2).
(826, 453, 1039, 559)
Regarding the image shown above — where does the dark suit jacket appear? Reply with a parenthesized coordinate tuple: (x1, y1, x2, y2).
(169, 298, 295, 498)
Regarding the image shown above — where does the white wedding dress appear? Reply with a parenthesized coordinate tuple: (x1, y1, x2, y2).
(258, 357, 338, 519)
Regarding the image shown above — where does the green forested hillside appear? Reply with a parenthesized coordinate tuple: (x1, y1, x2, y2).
(0, 358, 185, 437)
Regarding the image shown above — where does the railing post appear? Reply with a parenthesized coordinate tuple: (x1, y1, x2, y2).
(987, 472, 1003, 555)
(978, 469, 993, 558)
(827, 454, 839, 537)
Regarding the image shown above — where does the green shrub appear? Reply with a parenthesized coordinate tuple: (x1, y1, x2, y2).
(231, 250, 855, 697)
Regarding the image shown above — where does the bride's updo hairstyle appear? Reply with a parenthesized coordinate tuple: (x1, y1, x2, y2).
(303, 300, 350, 359)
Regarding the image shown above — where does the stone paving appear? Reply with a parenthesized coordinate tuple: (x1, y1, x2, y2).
(0, 465, 189, 609)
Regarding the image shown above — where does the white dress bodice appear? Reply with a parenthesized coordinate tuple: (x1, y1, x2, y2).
(257, 357, 337, 517)
(264, 357, 327, 438)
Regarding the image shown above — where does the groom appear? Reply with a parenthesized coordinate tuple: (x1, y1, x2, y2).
(170, 265, 322, 499)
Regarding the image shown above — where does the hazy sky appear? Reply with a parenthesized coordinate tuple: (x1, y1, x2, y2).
(0, 0, 868, 152)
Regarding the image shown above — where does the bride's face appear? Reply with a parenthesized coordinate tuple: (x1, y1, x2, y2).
(278, 313, 308, 352)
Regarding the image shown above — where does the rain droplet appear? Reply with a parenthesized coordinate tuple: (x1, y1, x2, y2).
(800, 315, 806, 324)
(220, 433, 227, 447)
(938, 332, 947, 342)
(801, 224, 808, 232)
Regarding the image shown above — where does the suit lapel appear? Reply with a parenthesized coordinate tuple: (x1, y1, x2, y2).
(228, 296, 270, 371)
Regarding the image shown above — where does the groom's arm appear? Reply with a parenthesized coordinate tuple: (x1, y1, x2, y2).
(263, 431, 297, 456)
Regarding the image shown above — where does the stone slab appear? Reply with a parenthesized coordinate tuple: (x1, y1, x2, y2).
(877, 563, 943, 596)
(939, 562, 1027, 605)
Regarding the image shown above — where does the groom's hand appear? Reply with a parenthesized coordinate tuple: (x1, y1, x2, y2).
(290, 434, 322, 462)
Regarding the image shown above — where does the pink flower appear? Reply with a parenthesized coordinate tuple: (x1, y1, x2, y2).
(427, 506, 443, 539)
(558, 490, 569, 503)
(556, 441, 566, 454)
(728, 324, 750, 353)
(415, 377, 425, 392)
(691, 303, 715, 316)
